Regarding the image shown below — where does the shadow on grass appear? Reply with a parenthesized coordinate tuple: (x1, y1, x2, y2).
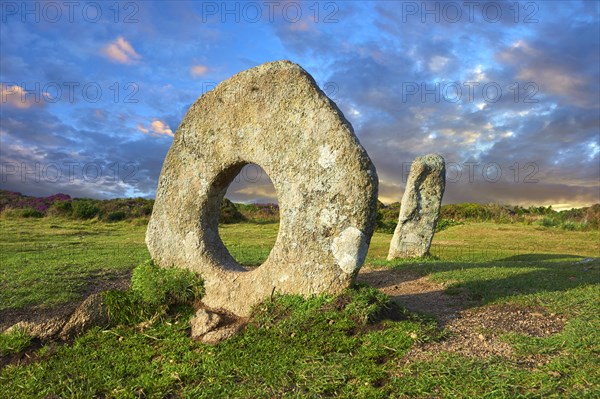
(363, 253, 599, 317)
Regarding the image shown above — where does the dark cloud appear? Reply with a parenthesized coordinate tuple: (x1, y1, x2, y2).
(1, 104, 172, 199)
(303, 1, 599, 208)
(1, 1, 597, 209)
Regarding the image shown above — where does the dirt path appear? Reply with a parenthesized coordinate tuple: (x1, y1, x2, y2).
(357, 268, 466, 327)
(2, 267, 566, 363)
(357, 267, 566, 360)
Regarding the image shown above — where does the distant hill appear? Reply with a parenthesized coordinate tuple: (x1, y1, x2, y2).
(1, 190, 598, 230)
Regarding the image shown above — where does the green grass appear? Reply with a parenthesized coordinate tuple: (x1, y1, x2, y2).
(0, 328, 32, 357)
(102, 261, 205, 326)
(1, 286, 428, 398)
(218, 221, 279, 266)
(0, 218, 149, 311)
(386, 257, 599, 313)
(0, 218, 599, 398)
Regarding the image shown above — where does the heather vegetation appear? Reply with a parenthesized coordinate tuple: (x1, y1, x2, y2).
(0, 190, 153, 223)
(2, 190, 598, 232)
(378, 201, 599, 233)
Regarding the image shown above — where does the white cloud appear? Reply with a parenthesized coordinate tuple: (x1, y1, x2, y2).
(137, 119, 174, 137)
(428, 55, 449, 72)
(497, 39, 595, 108)
(190, 64, 209, 77)
(1, 84, 44, 109)
(102, 37, 141, 64)
(288, 20, 312, 32)
(348, 107, 361, 117)
(472, 65, 487, 81)
(136, 124, 149, 134)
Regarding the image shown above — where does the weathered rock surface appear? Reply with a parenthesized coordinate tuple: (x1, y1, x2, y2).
(190, 309, 222, 339)
(4, 317, 66, 340)
(189, 308, 245, 344)
(3, 293, 109, 341)
(60, 293, 109, 339)
(387, 154, 445, 259)
(200, 322, 245, 345)
(147, 60, 378, 317)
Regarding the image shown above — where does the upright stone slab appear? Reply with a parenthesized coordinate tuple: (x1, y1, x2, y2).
(387, 154, 445, 259)
(147, 60, 378, 317)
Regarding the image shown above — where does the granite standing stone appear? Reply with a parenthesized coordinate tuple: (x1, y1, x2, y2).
(387, 154, 446, 259)
(147, 60, 378, 317)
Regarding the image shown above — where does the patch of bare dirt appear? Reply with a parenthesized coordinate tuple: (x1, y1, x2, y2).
(357, 266, 566, 361)
(357, 267, 467, 326)
(405, 304, 566, 362)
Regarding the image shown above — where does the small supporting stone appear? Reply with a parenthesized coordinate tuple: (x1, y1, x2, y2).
(189, 308, 245, 345)
(190, 309, 222, 339)
(200, 322, 245, 345)
(4, 318, 66, 341)
(387, 154, 446, 259)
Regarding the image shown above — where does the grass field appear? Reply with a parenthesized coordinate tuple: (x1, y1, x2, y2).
(0, 217, 598, 398)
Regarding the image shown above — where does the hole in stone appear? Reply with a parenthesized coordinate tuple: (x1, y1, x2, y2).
(218, 163, 280, 269)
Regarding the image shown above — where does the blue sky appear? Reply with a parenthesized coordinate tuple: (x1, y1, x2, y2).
(1, 0, 599, 209)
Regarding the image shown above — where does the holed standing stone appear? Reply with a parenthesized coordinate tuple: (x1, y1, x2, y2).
(146, 60, 378, 317)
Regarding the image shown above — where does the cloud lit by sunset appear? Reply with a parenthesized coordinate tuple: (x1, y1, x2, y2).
(1, 1, 598, 209)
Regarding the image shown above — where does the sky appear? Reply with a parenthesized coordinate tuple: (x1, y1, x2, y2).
(1, 0, 599, 209)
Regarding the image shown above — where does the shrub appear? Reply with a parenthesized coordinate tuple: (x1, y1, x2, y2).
(236, 202, 279, 223)
(0, 191, 72, 216)
(585, 204, 600, 228)
(129, 217, 149, 226)
(47, 201, 72, 217)
(559, 207, 586, 222)
(435, 218, 463, 232)
(376, 201, 400, 233)
(106, 211, 127, 222)
(1, 207, 43, 218)
(72, 200, 100, 219)
(528, 205, 554, 215)
(487, 203, 514, 223)
(538, 217, 559, 228)
(560, 221, 579, 231)
(441, 203, 493, 221)
(21, 208, 44, 218)
(0, 208, 19, 218)
(220, 198, 246, 223)
(376, 221, 397, 234)
(136, 203, 154, 217)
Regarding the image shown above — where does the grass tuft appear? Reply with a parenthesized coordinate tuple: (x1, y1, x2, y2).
(104, 260, 204, 326)
(131, 260, 204, 306)
(0, 328, 33, 357)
